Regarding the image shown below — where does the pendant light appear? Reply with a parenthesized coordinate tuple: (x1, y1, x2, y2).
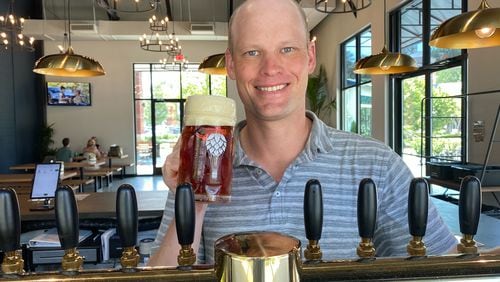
(33, 0, 105, 77)
(353, 0, 417, 75)
(429, 0, 500, 49)
(199, 53, 226, 75)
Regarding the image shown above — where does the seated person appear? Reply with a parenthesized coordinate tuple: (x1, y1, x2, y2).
(83, 138, 102, 159)
(55, 137, 77, 162)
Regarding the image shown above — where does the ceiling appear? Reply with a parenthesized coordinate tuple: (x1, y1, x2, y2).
(27, 0, 328, 41)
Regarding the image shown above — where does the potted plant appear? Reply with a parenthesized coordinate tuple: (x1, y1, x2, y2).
(306, 65, 335, 120)
(38, 123, 57, 162)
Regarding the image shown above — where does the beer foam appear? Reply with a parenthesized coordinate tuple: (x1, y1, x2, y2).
(184, 95, 236, 126)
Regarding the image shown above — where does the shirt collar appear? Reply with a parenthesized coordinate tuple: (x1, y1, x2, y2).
(233, 111, 335, 167)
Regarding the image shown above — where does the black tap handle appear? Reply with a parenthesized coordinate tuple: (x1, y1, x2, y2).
(0, 188, 21, 252)
(459, 176, 481, 235)
(408, 178, 429, 237)
(304, 179, 323, 241)
(55, 186, 79, 250)
(116, 184, 138, 248)
(357, 178, 377, 238)
(175, 183, 195, 246)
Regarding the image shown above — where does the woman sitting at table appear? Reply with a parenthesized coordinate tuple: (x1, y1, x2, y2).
(83, 138, 102, 159)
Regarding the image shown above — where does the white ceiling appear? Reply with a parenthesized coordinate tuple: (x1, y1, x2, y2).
(24, 0, 328, 41)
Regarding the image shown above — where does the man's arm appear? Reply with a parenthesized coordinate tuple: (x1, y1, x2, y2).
(148, 139, 208, 266)
(148, 202, 207, 266)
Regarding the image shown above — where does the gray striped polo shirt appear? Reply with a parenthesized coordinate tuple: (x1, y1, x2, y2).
(152, 111, 456, 264)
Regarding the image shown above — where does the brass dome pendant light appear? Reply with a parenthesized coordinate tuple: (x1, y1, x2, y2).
(33, 0, 105, 77)
(199, 53, 226, 75)
(429, 0, 500, 49)
(354, 0, 417, 75)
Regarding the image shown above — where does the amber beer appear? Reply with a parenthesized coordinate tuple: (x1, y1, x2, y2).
(178, 95, 236, 202)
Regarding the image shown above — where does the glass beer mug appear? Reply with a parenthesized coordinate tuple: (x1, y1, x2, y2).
(178, 95, 236, 202)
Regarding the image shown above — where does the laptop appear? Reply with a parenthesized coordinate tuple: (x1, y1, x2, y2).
(30, 163, 62, 210)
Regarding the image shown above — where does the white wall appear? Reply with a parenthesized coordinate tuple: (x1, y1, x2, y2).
(45, 40, 244, 173)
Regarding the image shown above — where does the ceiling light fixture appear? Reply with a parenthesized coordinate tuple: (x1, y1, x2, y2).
(139, 0, 181, 54)
(0, 0, 35, 52)
(160, 53, 189, 70)
(429, 0, 500, 49)
(353, 0, 417, 75)
(33, 0, 105, 77)
(315, 0, 372, 18)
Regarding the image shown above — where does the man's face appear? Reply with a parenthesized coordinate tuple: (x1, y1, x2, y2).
(226, 0, 316, 122)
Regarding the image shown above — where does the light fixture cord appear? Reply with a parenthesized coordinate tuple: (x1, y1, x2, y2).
(383, 0, 387, 48)
(68, 0, 72, 47)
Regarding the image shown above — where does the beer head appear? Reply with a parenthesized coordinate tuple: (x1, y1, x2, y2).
(184, 95, 236, 126)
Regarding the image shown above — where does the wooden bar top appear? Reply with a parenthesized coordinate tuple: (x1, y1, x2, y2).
(19, 191, 167, 221)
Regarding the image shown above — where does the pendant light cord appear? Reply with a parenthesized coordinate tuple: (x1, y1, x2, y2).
(68, 0, 72, 47)
(383, 0, 387, 48)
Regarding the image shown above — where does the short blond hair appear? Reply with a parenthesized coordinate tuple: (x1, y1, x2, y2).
(227, 0, 309, 52)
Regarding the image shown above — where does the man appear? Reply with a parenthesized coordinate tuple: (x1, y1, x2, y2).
(55, 137, 76, 162)
(148, 0, 457, 266)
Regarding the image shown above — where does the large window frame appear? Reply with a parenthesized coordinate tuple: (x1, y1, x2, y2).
(390, 0, 467, 177)
(133, 63, 227, 175)
(340, 27, 373, 136)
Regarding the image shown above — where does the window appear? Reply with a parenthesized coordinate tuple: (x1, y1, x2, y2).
(392, 0, 466, 177)
(134, 63, 227, 175)
(340, 28, 372, 136)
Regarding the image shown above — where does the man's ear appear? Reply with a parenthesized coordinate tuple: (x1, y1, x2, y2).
(307, 41, 317, 74)
(225, 48, 236, 80)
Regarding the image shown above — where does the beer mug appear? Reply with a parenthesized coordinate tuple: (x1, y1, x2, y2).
(178, 95, 236, 202)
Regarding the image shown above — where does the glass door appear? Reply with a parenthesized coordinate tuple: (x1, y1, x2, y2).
(153, 100, 182, 174)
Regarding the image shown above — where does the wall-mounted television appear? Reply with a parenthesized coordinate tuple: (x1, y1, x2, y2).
(47, 81, 91, 106)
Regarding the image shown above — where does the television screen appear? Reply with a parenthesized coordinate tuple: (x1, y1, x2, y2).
(47, 81, 91, 106)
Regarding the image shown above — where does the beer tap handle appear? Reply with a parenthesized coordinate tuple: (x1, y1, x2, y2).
(457, 176, 481, 255)
(407, 178, 428, 256)
(175, 183, 196, 267)
(116, 184, 139, 269)
(356, 178, 377, 259)
(303, 179, 323, 261)
(0, 188, 24, 274)
(55, 186, 83, 272)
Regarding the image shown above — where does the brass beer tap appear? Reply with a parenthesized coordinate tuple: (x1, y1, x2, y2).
(303, 179, 323, 261)
(175, 183, 197, 267)
(407, 178, 429, 257)
(55, 186, 84, 273)
(457, 176, 482, 255)
(116, 184, 140, 270)
(356, 178, 377, 259)
(0, 188, 24, 275)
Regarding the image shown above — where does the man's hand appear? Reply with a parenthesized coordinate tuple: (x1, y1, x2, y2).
(162, 139, 181, 190)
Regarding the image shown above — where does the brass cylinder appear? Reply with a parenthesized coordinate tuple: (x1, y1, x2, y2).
(120, 246, 140, 269)
(1, 250, 24, 275)
(304, 239, 322, 261)
(356, 237, 375, 258)
(61, 247, 83, 272)
(457, 234, 478, 254)
(407, 236, 427, 257)
(214, 231, 301, 282)
(177, 245, 196, 266)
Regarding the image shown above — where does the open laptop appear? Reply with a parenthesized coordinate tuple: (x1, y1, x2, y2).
(30, 163, 61, 211)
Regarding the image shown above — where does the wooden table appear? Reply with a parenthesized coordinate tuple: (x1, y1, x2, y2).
(11, 161, 106, 180)
(0, 171, 77, 184)
(103, 154, 129, 168)
(19, 191, 167, 221)
(0, 171, 78, 194)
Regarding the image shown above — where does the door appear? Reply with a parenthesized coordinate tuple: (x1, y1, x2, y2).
(152, 100, 183, 175)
